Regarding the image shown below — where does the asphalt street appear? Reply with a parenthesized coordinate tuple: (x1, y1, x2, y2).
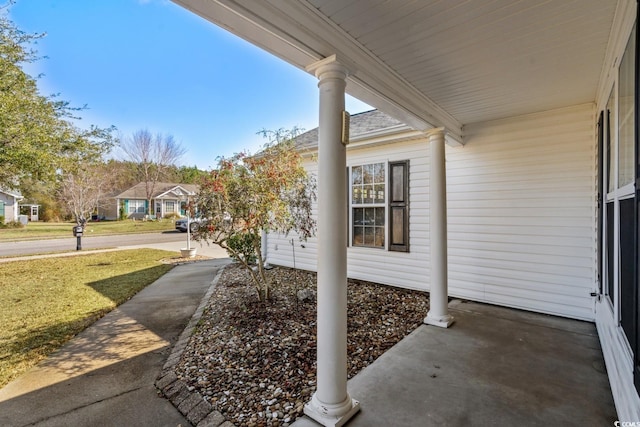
(0, 231, 187, 257)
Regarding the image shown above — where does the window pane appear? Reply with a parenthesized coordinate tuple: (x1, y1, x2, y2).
(375, 227, 385, 247)
(619, 24, 635, 188)
(363, 164, 374, 184)
(363, 184, 374, 203)
(374, 163, 385, 184)
(353, 208, 364, 225)
(375, 207, 385, 226)
(352, 186, 362, 204)
(392, 207, 404, 245)
(353, 227, 364, 246)
(352, 166, 362, 185)
(374, 184, 385, 203)
(364, 227, 374, 246)
(607, 89, 616, 193)
(364, 208, 375, 225)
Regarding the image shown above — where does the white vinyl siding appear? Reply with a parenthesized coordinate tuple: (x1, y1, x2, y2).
(447, 104, 596, 320)
(266, 103, 596, 321)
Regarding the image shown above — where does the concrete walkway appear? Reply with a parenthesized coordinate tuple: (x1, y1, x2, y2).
(0, 258, 229, 427)
(293, 300, 617, 427)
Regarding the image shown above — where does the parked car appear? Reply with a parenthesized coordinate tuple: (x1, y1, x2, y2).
(175, 213, 230, 232)
(175, 217, 201, 233)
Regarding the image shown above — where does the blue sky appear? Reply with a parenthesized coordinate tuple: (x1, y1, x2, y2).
(8, 0, 371, 170)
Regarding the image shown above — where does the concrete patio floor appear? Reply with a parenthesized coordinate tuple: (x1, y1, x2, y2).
(294, 299, 617, 427)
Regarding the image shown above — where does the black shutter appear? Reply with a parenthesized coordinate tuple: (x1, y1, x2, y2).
(633, 0, 640, 393)
(597, 111, 604, 294)
(389, 160, 409, 252)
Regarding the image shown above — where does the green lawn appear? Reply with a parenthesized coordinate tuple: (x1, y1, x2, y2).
(0, 249, 175, 388)
(0, 220, 176, 241)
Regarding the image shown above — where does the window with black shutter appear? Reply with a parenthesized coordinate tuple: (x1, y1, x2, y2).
(348, 160, 409, 252)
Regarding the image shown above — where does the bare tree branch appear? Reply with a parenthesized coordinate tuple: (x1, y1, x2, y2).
(120, 129, 186, 214)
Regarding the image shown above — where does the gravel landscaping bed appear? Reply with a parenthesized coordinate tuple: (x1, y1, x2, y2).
(175, 263, 429, 426)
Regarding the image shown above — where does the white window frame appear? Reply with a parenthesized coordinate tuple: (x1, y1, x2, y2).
(349, 162, 387, 250)
(128, 199, 146, 214)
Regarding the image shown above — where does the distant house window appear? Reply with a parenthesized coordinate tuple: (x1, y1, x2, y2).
(165, 201, 175, 213)
(350, 161, 409, 251)
(128, 200, 146, 214)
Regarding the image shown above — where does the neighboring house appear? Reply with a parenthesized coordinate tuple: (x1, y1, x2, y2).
(115, 182, 198, 220)
(94, 192, 118, 221)
(18, 204, 39, 222)
(0, 189, 23, 223)
(175, 0, 639, 423)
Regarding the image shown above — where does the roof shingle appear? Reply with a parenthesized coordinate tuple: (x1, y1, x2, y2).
(295, 110, 404, 151)
(115, 182, 199, 199)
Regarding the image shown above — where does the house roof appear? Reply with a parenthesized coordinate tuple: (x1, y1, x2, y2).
(0, 188, 23, 199)
(175, 0, 624, 144)
(295, 109, 405, 151)
(115, 182, 199, 200)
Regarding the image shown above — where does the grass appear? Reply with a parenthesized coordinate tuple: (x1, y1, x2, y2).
(0, 220, 176, 241)
(0, 248, 175, 388)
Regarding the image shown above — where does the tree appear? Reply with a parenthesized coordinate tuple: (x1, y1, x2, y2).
(59, 163, 106, 224)
(120, 129, 186, 214)
(175, 165, 208, 184)
(193, 128, 316, 302)
(58, 130, 115, 224)
(0, 6, 114, 189)
(101, 159, 139, 195)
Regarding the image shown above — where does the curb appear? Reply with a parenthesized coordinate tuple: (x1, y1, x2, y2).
(155, 265, 237, 427)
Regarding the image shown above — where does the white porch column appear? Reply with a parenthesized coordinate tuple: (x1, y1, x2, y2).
(304, 55, 360, 426)
(424, 128, 454, 328)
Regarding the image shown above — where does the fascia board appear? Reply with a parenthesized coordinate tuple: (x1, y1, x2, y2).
(157, 185, 192, 199)
(299, 128, 426, 157)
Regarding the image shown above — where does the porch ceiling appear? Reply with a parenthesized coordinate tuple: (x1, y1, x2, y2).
(174, 0, 621, 141)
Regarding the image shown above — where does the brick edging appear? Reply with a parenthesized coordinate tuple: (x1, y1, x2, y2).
(155, 265, 237, 427)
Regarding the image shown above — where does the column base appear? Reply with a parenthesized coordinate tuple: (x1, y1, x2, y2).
(304, 394, 360, 427)
(424, 312, 454, 328)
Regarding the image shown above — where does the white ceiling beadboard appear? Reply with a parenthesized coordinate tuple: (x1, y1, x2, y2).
(174, 0, 621, 136)
(310, 0, 618, 124)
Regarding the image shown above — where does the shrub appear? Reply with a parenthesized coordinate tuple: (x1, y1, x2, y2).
(226, 233, 259, 265)
(193, 129, 316, 302)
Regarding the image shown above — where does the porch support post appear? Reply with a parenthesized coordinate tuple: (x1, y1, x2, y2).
(424, 128, 454, 328)
(304, 55, 360, 426)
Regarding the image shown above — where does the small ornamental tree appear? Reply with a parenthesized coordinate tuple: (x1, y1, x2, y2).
(192, 129, 316, 302)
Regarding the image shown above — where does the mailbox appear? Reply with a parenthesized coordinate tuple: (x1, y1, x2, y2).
(73, 225, 84, 237)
